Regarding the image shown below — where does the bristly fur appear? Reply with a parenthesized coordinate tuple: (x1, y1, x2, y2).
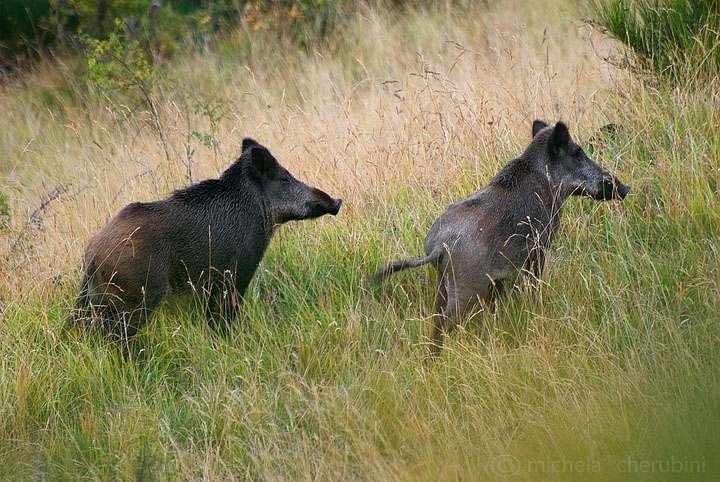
(170, 151, 260, 206)
(171, 179, 229, 205)
(489, 156, 533, 189)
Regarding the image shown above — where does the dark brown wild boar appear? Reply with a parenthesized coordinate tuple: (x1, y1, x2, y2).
(374, 120, 630, 355)
(70, 138, 342, 339)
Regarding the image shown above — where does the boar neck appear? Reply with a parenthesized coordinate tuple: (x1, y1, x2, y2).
(172, 175, 274, 237)
(490, 155, 569, 221)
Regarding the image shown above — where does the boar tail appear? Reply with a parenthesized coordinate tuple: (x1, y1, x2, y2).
(372, 251, 440, 282)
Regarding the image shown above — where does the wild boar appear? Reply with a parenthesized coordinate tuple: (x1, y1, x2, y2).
(71, 138, 342, 339)
(375, 121, 630, 354)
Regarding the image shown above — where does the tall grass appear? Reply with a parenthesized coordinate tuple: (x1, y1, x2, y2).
(1, 0, 719, 480)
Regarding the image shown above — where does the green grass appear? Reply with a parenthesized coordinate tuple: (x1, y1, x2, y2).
(1, 0, 720, 480)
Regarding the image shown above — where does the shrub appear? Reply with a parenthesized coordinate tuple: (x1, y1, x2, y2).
(84, 19, 155, 94)
(592, 0, 720, 81)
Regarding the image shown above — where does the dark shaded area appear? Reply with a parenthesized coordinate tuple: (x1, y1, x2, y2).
(0, 0, 53, 67)
(0, 0, 464, 74)
(0, 0, 244, 71)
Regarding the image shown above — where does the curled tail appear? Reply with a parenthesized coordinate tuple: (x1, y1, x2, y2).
(372, 251, 439, 282)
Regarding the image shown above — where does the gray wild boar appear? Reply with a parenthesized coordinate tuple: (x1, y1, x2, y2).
(71, 138, 342, 339)
(375, 120, 630, 354)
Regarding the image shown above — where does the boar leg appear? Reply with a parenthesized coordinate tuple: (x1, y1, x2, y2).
(206, 282, 239, 332)
(107, 278, 167, 340)
(525, 245, 547, 283)
(430, 272, 450, 356)
(430, 289, 464, 356)
(430, 280, 475, 355)
(431, 273, 497, 355)
(109, 305, 146, 340)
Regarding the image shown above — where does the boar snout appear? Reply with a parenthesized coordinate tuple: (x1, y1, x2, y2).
(305, 188, 342, 219)
(593, 176, 630, 201)
(615, 179, 631, 199)
(604, 176, 630, 201)
(329, 198, 343, 215)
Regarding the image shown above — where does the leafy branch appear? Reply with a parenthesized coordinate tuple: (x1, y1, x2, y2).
(84, 18, 172, 166)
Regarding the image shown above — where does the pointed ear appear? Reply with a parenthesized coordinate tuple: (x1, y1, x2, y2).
(249, 146, 277, 179)
(242, 138, 260, 152)
(532, 120, 548, 138)
(549, 122, 571, 155)
(600, 123, 619, 135)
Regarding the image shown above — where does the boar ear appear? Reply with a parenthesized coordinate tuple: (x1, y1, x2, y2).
(532, 120, 548, 138)
(242, 138, 260, 152)
(549, 121, 571, 156)
(249, 146, 277, 179)
(600, 123, 619, 135)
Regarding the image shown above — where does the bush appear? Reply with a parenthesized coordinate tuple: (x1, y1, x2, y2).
(0, 0, 243, 66)
(592, 0, 720, 81)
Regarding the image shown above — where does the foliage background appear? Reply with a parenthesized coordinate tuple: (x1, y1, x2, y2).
(0, 0, 460, 67)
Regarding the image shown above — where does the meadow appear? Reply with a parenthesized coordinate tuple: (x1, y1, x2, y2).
(1, 0, 719, 480)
